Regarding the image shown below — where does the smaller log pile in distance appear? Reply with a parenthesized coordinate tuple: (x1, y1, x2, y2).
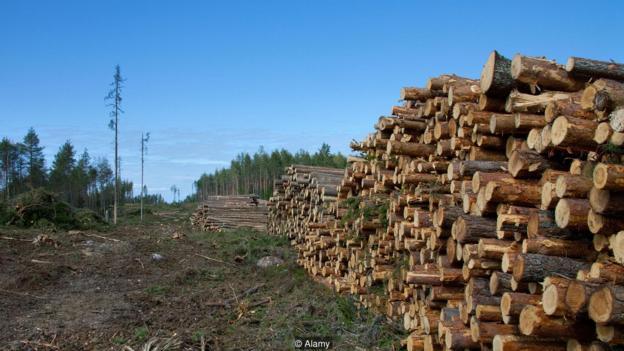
(190, 195, 268, 232)
(267, 165, 344, 246)
(268, 51, 624, 350)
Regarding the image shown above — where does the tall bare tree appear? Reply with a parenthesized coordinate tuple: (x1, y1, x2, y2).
(140, 132, 150, 221)
(105, 65, 125, 224)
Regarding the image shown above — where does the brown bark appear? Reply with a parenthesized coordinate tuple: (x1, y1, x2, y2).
(387, 140, 436, 158)
(589, 261, 624, 284)
(490, 113, 516, 134)
(566, 56, 624, 81)
(481, 51, 517, 97)
(519, 305, 593, 338)
(554, 198, 590, 231)
(587, 209, 624, 235)
(453, 215, 498, 243)
(501, 292, 541, 317)
(470, 317, 518, 343)
(469, 146, 507, 161)
(593, 122, 612, 144)
(589, 187, 624, 215)
(511, 55, 585, 93)
(513, 253, 590, 282)
(522, 237, 596, 260)
(479, 93, 506, 112)
(581, 79, 624, 113)
(461, 161, 507, 177)
(565, 280, 603, 317)
(492, 334, 566, 351)
(588, 285, 624, 324)
(551, 115, 599, 148)
(401, 87, 445, 101)
(485, 178, 542, 207)
(593, 162, 624, 190)
(545, 98, 596, 123)
(505, 89, 575, 114)
(508, 149, 555, 178)
(555, 174, 593, 198)
(478, 238, 519, 260)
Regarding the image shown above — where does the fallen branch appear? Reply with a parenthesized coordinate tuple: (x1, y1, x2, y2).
(1, 289, 45, 299)
(84, 233, 120, 242)
(194, 253, 237, 267)
(0, 236, 33, 242)
(206, 283, 266, 307)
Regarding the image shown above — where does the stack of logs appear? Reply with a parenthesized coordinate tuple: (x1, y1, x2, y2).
(268, 52, 624, 350)
(190, 195, 267, 232)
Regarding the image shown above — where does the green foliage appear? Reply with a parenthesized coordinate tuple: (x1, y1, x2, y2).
(145, 285, 169, 295)
(339, 196, 361, 226)
(134, 326, 149, 342)
(193, 143, 348, 200)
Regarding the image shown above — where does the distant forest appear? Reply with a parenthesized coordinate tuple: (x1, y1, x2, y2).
(191, 143, 347, 200)
(0, 128, 164, 214)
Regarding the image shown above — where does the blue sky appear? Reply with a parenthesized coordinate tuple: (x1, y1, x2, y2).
(1, 1, 623, 201)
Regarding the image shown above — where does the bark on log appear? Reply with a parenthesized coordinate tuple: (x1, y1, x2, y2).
(555, 174, 593, 198)
(508, 149, 554, 178)
(387, 140, 436, 158)
(566, 56, 624, 81)
(581, 79, 624, 113)
(511, 55, 585, 93)
(493, 334, 566, 351)
(593, 162, 624, 191)
(588, 285, 624, 324)
(481, 51, 517, 97)
(551, 115, 599, 148)
(589, 187, 624, 215)
(587, 209, 624, 235)
(519, 305, 593, 338)
(513, 253, 590, 282)
(554, 198, 591, 231)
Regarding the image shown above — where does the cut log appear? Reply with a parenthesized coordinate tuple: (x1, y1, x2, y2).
(593, 162, 624, 191)
(508, 149, 555, 178)
(614, 231, 624, 265)
(514, 113, 547, 132)
(492, 335, 566, 351)
(387, 140, 436, 158)
(485, 178, 542, 207)
(513, 253, 590, 282)
(581, 79, 624, 113)
(555, 174, 593, 198)
(401, 87, 444, 101)
(501, 292, 541, 317)
(511, 55, 585, 93)
(589, 187, 624, 215)
(453, 215, 497, 243)
(551, 115, 599, 148)
(596, 324, 624, 343)
(519, 305, 593, 338)
(479, 93, 506, 112)
(470, 317, 518, 343)
(522, 237, 596, 260)
(481, 50, 516, 97)
(565, 280, 603, 317)
(587, 209, 624, 235)
(490, 113, 517, 134)
(545, 98, 595, 123)
(566, 56, 624, 81)
(588, 285, 624, 324)
(554, 198, 590, 231)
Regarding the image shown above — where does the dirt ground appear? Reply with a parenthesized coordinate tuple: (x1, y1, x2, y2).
(0, 206, 403, 351)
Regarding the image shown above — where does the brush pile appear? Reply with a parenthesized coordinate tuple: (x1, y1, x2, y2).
(269, 52, 624, 350)
(190, 195, 267, 232)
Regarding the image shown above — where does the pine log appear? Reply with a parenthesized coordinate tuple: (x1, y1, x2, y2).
(554, 174, 592, 198)
(581, 79, 624, 113)
(485, 178, 542, 207)
(470, 317, 518, 343)
(589, 261, 624, 284)
(511, 55, 585, 93)
(514, 113, 547, 132)
(505, 89, 575, 114)
(519, 305, 593, 338)
(614, 231, 624, 265)
(492, 335, 566, 351)
(588, 285, 624, 324)
(565, 280, 603, 317)
(592, 162, 624, 191)
(453, 215, 497, 243)
(589, 187, 624, 215)
(479, 93, 506, 112)
(596, 324, 624, 343)
(545, 98, 596, 123)
(490, 113, 516, 134)
(522, 237, 596, 260)
(551, 115, 599, 148)
(508, 149, 554, 178)
(594, 122, 612, 144)
(513, 253, 590, 282)
(387, 140, 436, 157)
(401, 87, 445, 101)
(566, 56, 624, 81)
(481, 50, 517, 97)
(554, 198, 590, 231)
(587, 209, 624, 235)
(501, 292, 541, 318)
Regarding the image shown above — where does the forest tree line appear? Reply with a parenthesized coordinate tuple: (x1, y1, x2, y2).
(0, 128, 164, 215)
(192, 143, 347, 200)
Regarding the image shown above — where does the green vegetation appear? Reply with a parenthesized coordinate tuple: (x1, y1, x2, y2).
(133, 326, 149, 342)
(192, 143, 347, 200)
(145, 285, 169, 295)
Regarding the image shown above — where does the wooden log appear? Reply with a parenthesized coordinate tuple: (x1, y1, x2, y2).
(508, 149, 555, 178)
(566, 56, 624, 81)
(511, 55, 585, 93)
(506, 89, 575, 114)
(554, 198, 590, 231)
(594, 122, 612, 144)
(589, 261, 624, 284)
(545, 98, 596, 123)
(479, 93, 506, 112)
(596, 324, 624, 343)
(387, 140, 436, 158)
(513, 253, 590, 282)
(492, 335, 566, 351)
(469, 146, 508, 161)
(401, 87, 444, 101)
(472, 171, 512, 192)
(587, 209, 624, 235)
(485, 178, 542, 207)
(514, 113, 547, 132)
(565, 280, 603, 317)
(555, 174, 593, 198)
(592, 162, 624, 191)
(519, 305, 592, 338)
(490, 113, 516, 134)
(589, 187, 624, 215)
(460, 161, 506, 177)
(541, 182, 559, 210)
(470, 317, 518, 343)
(453, 215, 497, 243)
(581, 79, 624, 113)
(614, 231, 624, 265)
(481, 50, 517, 97)
(522, 237, 596, 260)
(551, 115, 599, 148)
(588, 285, 624, 324)
(501, 292, 541, 318)
(541, 277, 572, 316)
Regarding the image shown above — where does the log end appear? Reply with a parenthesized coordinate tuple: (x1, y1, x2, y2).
(554, 198, 570, 229)
(550, 115, 569, 146)
(588, 287, 613, 323)
(592, 163, 609, 190)
(510, 54, 523, 80)
(541, 284, 559, 315)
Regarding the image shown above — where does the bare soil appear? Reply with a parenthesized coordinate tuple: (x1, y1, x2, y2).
(0, 207, 403, 351)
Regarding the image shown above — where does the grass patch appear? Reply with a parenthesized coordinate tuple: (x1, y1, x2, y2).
(145, 285, 169, 295)
(134, 326, 149, 342)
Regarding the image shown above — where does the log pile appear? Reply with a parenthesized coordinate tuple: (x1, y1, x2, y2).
(190, 195, 267, 232)
(268, 51, 624, 350)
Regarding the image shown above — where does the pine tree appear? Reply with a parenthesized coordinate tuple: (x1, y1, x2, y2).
(22, 128, 46, 189)
(106, 65, 125, 224)
(49, 141, 76, 203)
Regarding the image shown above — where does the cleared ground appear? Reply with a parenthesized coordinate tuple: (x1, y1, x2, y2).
(0, 206, 403, 350)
